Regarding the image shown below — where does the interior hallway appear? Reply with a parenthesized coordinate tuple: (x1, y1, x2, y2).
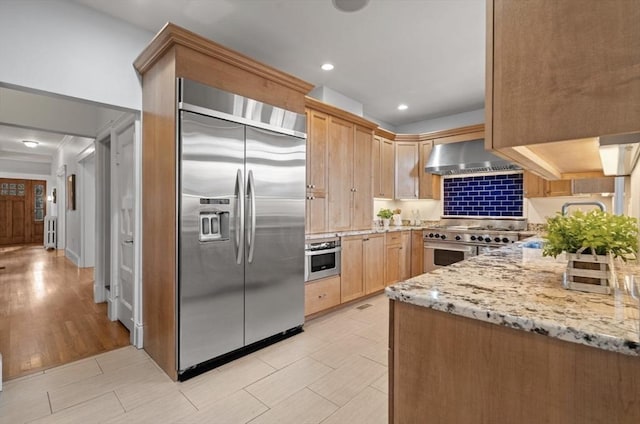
(0, 244, 130, 381)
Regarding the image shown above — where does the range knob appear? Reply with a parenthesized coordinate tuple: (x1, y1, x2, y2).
(441, 235, 447, 240)
(434, 233, 440, 238)
(429, 233, 434, 238)
(494, 237, 501, 243)
(484, 237, 492, 243)
(477, 234, 484, 241)
(455, 235, 461, 241)
(470, 235, 476, 241)
(502, 237, 510, 243)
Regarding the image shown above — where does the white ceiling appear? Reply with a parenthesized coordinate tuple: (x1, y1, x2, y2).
(0, 124, 66, 163)
(70, 0, 486, 127)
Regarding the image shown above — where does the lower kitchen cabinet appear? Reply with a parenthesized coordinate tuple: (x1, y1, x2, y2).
(385, 231, 411, 286)
(304, 275, 341, 316)
(364, 234, 385, 294)
(410, 230, 424, 277)
(341, 234, 386, 302)
(341, 235, 365, 302)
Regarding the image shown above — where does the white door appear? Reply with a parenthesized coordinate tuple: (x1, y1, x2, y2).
(114, 119, 135, 333)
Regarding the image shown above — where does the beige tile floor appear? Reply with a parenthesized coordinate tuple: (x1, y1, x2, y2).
(0, 294, 389, 424)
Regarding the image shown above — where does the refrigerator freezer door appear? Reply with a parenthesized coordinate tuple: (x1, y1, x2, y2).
(244, 126, 306, 345)
(179, 111, 246, 371)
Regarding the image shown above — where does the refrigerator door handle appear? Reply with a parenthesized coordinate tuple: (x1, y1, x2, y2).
(235, 169, 245, 265)
(247, 170, 257, 263)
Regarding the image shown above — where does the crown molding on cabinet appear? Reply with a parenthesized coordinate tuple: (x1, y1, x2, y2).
(305, 96, 378, 130)
(134, 22, 314, 96)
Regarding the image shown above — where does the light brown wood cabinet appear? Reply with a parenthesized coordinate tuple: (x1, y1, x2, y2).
(486, 0, 640, 178)
(410, 230, 424, 277)
(373, 134, 394, 199)
(305, 109, 329, 233)
(524, 171, 572, 198)
(327, 116, 354, 232)
(352, 125, 374, 229)
(400, 231, 411, 281)
(385, 231, 411, 286)
(341, 235, 364, 302)
(307, 98, 375, 233)
(418, 140, 440, 200)
(545, 180, 572, 197)
(523, 171, 546, 198)
(364, 234, 385, 294)
(341, 233, 385, 302)
(395, 142, 419, 200)
(304, 275, 341, 316)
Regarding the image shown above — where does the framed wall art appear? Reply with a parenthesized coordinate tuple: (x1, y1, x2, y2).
(67, 174, 76, 210)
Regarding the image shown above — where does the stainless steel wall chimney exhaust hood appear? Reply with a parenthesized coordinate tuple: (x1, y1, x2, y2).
(598, 132, 640, 176)
(425, 139, 520, 175)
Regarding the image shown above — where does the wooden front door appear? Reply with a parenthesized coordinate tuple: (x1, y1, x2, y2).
(0, 179, 46, 245)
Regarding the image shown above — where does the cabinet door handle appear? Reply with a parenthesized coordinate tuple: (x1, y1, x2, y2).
(311, 184, 316, 189)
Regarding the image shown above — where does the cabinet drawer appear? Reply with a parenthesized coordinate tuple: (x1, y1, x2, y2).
(385, 232, 402, 246)
(305, 275, 341, 316)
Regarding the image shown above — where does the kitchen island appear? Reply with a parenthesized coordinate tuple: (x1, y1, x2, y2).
(386, 242, 640, 423)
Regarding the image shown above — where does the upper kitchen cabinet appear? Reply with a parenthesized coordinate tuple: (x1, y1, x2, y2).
(134, 23, 313, 380)
(486, 0, 640, 180)
(394, 136, 420, 200)
(306, 97, 376, 232)
(373, 129, 395, 199)
(305, 109, 329, 233)
(418, 139, 440, 200)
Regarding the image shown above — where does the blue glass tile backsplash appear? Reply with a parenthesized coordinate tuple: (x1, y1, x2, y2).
(443, 173, 523, 217)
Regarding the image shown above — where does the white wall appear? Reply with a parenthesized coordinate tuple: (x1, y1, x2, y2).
(0, 87, 100, 138)
(0, 158, 50, 176)
(0, 0, 152, 111)
(52, 136, 94, 264)
(309, 85, 364, 117)
(396, 108, 485, 134)
(525, 195, 613, 224)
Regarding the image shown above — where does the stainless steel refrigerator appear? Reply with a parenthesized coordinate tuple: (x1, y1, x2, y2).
(177, 79, 306, 376)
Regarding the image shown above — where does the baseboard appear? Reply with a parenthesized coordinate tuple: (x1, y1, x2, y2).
(133, 323, 144, 348)
(65, 248, 80, 266)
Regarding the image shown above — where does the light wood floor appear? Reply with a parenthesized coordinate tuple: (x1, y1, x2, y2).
(0, 244, 130, 381)
(0, 294, 389, 424)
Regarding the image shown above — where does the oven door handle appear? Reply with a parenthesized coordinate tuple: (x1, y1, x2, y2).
(423, 242, 476, 253)
(305, 247, 342, 256)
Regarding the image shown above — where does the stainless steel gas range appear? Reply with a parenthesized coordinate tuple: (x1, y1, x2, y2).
(423, 218, 526, 273)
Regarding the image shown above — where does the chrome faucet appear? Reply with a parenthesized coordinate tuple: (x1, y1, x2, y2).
(561, 201, 606, 216)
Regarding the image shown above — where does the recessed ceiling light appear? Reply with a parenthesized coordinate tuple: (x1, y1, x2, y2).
(23, 140, 39, 148)
(397, 104, 408, 111)
(332, 0, 369, 13)
(321, 63, 334, 71)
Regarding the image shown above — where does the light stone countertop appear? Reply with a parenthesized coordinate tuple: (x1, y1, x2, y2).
(385, 239, 640, 356)
(305, 225, 425, 240)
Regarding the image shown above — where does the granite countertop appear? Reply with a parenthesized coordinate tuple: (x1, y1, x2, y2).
(306, 225, 541, 240)
(385, 239, 640, 356)
(305, 225, 425, 240)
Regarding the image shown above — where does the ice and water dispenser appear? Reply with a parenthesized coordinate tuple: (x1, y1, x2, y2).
(198, 198, 230, 242)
